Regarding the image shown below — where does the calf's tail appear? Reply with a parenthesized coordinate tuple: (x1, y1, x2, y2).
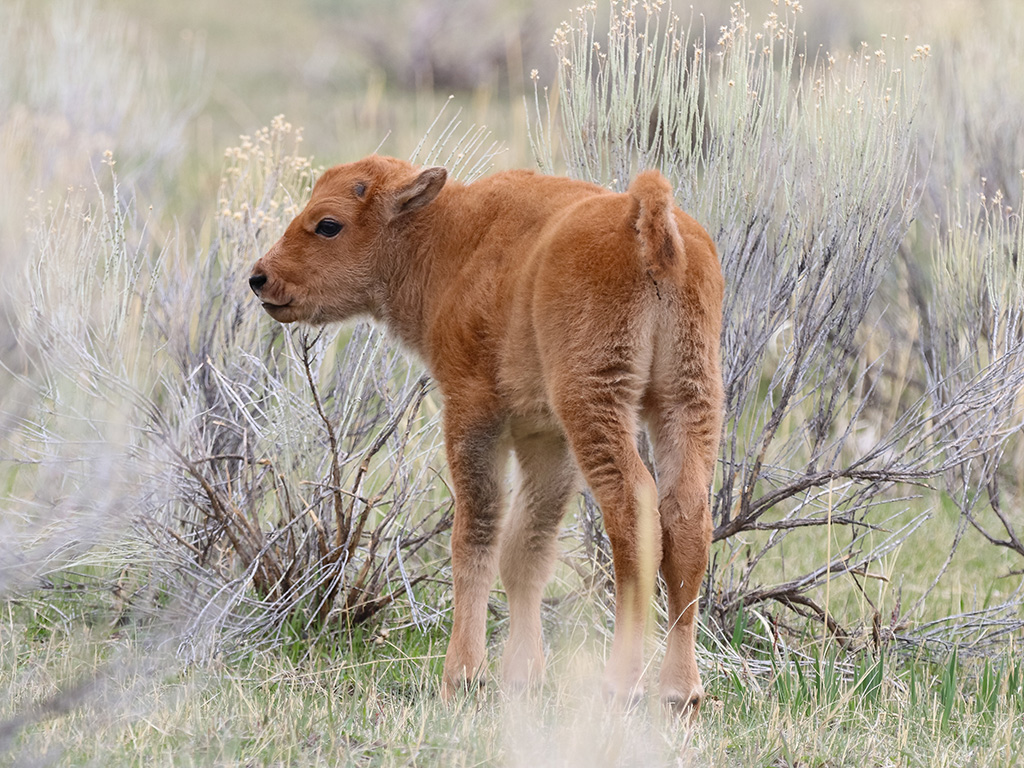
(629, 170, 685, 278)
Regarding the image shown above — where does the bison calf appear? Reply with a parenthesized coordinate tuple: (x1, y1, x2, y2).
(249, 154, 723, 716)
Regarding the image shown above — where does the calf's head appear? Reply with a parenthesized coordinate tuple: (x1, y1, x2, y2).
(249, 155, 447, 325)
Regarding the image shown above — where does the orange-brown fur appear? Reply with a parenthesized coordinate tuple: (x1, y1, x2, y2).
(250, 155, 724, 716)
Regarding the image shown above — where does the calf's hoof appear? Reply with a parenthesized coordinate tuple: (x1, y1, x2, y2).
(500, 654, 545, 697)
(440, 672, 486, 703)
(661, 686, 703, 724)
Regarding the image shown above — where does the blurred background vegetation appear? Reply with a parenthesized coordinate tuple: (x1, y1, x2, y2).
(6, 0, 1008, 209)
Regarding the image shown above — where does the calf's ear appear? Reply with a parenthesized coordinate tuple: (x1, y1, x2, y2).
(394, 167, 447, 216)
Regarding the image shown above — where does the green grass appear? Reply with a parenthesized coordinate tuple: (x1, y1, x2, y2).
(728, 491, 1022, 625)
(4, 597, 1023, 767)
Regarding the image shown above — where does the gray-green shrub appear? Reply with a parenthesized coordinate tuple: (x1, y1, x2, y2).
(533, 0, 1024, 647)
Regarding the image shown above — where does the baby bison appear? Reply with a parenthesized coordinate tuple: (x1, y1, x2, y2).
(249, 155, 723, 717)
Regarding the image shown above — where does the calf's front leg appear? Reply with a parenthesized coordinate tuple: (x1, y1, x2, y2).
(440, 410, 508, 700)
(499, 428, 579, 691)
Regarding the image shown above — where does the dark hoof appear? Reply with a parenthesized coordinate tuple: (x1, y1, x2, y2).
(441, 675, 486, 703)
(662, 693, 702, 721)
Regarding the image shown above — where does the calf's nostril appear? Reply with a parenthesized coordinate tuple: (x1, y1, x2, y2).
(249, 273, 268, 294)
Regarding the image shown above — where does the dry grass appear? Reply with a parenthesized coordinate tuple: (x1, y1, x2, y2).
(3, 599, 1022, 766)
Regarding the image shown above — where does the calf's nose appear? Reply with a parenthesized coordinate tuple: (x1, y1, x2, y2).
(249, 273, 268, 294)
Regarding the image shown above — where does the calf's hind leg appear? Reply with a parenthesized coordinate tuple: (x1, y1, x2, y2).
(555, 398, 662, 702)
(648, 398, 720, 719)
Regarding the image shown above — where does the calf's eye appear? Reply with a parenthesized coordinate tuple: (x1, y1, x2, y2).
(315, 218, 343, 238)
